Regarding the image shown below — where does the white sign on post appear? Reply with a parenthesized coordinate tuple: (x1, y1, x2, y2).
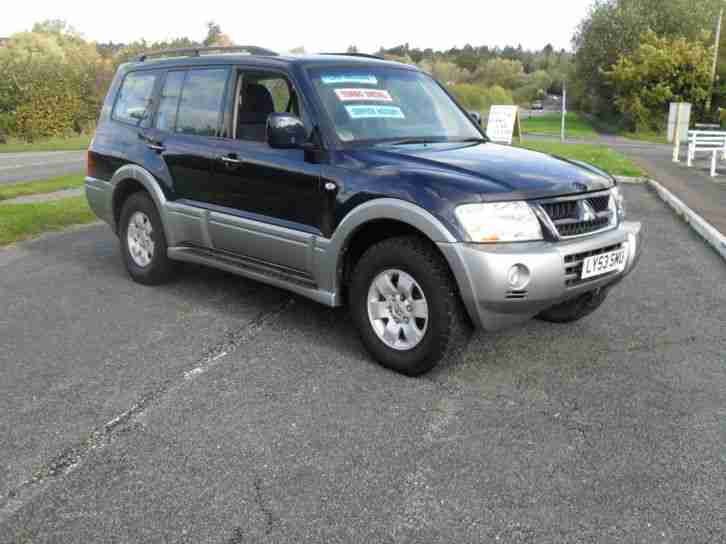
(486, 105, 522, 144)
(667, 102, 691, 143)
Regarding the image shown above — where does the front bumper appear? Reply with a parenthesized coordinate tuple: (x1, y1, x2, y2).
(438, 221, 643, 331)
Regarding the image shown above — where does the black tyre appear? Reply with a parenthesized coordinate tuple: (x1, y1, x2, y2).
(119, 191, 177, 285)
(349, 236, 471, 376)
(537, 288, 608, 324)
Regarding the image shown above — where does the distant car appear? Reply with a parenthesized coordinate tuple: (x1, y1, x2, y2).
(86, 46, 641, 376)
(532, 101, 544, 111)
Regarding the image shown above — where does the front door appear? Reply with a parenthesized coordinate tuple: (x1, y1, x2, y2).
(206, 69, 323, 274)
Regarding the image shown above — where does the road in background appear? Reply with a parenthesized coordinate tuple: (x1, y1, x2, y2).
(0, 151, 85, 185)
(1, 185, 725, 542)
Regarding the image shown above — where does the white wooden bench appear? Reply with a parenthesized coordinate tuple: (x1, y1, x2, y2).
(687, 130, 726, 167)
(710, 140, 726, 177)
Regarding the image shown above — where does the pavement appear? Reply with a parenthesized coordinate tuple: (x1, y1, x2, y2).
(607, 140, 726, 236)
(525, 133, 726, 239)
(1, 184, 725, 542)
(0, 151, 85, 185)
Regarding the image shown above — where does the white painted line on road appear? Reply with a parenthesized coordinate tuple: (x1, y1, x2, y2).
(183, 351, 228, 380)
(648, 179, 726, 262)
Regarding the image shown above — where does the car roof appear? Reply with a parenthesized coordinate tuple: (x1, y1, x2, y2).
(122, 53, 419, 72)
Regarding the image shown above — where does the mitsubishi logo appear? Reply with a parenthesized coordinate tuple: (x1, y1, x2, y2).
(578, 200, 597, 222)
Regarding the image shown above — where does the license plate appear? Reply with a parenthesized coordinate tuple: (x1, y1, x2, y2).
(581, 248, 627, 280)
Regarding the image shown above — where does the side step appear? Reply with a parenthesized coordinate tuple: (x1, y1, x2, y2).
(167, 245, 338, 307)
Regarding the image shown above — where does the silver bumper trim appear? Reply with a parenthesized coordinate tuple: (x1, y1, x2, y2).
(439, 221, 643, 331)
(84, 176, 114, 226)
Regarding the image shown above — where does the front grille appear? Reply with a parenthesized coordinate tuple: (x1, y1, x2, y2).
(539, 193, 614, 238)
(564, 243, 623, 287)
(587, 195, 610, 212)
(556, 217, 612, 237)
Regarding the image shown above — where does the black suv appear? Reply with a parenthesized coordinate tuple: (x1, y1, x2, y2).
(86, 46, 642, 376)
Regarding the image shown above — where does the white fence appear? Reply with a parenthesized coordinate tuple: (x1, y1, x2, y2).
(686, 130, 726, 176)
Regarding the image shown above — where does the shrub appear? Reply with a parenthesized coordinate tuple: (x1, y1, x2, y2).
(0, 29, 104, 141)
(603, 30, 713, 131)
(448, 83, 514, 113)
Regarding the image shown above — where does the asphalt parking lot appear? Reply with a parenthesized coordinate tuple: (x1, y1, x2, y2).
(1, 184, 725, 543)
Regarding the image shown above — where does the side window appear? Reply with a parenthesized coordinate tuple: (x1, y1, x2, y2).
(155, 71, 185, 132)
(260, 78, 291, 112)
(176, 69, 229, 137)
(112, 71, 157, 127)
(236, 72, 300, 142)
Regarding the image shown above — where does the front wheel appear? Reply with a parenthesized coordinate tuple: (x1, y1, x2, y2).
(349, 236, 471, 376)
(537, 288, 608, 323)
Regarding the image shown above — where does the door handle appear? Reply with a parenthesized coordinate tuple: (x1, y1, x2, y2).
(138, 133, 165, 152)
(219, 155, 244, 165)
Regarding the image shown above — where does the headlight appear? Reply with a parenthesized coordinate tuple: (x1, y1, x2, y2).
(455, 201, 543, 243)
(611, 186, 626, 220)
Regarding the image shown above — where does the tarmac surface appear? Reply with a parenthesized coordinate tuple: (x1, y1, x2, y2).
(1, 185, 725, 542)
(0, 152, 85, 185)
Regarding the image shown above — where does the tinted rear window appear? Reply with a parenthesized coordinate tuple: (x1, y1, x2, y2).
(112, 71, 157, 127)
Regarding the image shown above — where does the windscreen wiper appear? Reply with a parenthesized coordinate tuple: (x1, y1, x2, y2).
(451, 137, 488, 143)
(382, 137, 448, 146)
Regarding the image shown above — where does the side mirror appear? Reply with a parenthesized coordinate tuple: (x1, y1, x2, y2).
(267, 113, 307, 149)
(469, 111, 482, 125)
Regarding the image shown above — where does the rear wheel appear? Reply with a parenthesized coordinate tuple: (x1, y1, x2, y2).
(537, 288, 608, 323)
(119, 192, 177, 285)
(349, 236, 470, 376)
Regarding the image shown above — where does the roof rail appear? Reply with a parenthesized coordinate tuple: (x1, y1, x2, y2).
(135, 45, 278, 62)
(319, 52, 384, 60)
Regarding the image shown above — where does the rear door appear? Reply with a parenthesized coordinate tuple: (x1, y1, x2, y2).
(149, 67, 231, 204)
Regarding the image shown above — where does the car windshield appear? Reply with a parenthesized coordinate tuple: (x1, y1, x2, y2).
(308, 66, 483, 145)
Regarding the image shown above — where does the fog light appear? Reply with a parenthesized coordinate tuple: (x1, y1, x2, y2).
(507, 264, 530, 290)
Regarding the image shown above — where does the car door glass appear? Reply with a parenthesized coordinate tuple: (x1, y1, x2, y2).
(155, 71, 186, 132)
(236, 74, 300, 142)
(112, 71, 157, 127)
(176, 69, 229, 136)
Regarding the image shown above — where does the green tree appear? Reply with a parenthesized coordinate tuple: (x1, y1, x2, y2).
(418, 59, 466, 84)
(603, 30, 713, 130)
(0, 26, 103, 139)
(112, 37, 200, 66)
(203, 21, 223, 46)
(447, 83, 513, 112)
(473, 58, 525, 89)
(574, 0, 722, 115)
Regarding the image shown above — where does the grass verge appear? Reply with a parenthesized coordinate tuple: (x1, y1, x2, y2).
(517, 141, 645, 177)
(588, 116, 668, 144)
(0, 134, 92, 153)
(521, 112, 598, 140)
(617, 131, 668, 144)
(0, 196, 96, 246)
(0, 173, 85, 201)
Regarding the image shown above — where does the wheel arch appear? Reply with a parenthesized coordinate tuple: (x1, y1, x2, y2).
(110, 165, 171, 242)
(320, 198, 461, 302)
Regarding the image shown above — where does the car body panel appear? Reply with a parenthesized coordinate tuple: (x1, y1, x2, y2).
(86, 52, 640, 331)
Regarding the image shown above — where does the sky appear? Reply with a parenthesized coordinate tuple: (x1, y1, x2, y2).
(0, 0, 592, 53)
